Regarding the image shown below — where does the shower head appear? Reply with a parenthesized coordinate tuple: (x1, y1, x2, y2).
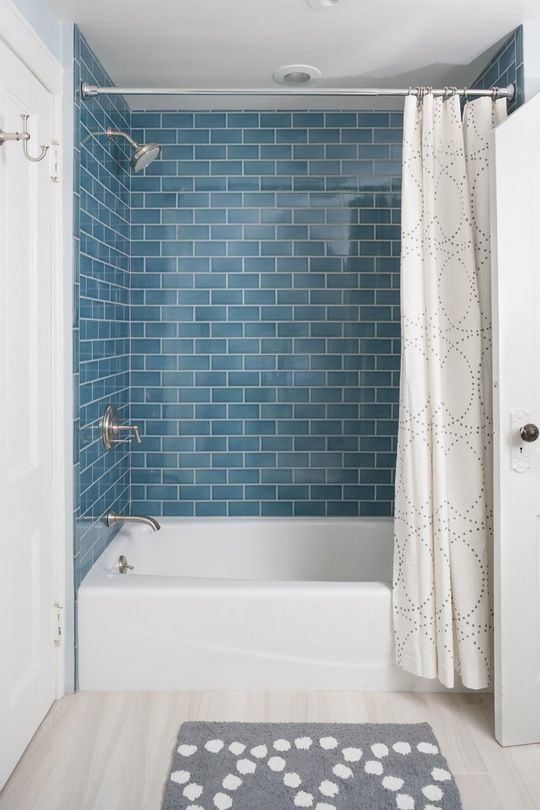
(106, 128, 161, 172)
(130, 141, 161, 172)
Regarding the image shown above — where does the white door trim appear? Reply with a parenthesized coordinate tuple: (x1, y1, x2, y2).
(0, 0, 72, 698)
(491, 95, 540, 746)
(0, 0, 62, 93)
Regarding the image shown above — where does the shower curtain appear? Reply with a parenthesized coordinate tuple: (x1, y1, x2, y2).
(392, 92, 506, 689)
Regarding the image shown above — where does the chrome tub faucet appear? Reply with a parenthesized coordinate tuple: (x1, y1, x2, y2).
(106, 511, 161, 532)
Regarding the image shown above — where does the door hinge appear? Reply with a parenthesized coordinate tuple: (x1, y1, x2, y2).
(49, 141, 60, 183)
(54, 601, 64, 646)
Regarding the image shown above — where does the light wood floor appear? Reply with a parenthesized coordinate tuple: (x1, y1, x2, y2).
(0, 691, 539, 810)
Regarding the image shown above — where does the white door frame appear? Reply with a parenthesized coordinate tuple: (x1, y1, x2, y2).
(0, 0, 72, 697)
(491, 95, 540, 746)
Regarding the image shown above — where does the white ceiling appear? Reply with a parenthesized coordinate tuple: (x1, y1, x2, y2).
(50, 0, 540, 109)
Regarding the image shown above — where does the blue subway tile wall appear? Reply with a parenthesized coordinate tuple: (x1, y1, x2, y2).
(129, 110, 403, 518)
(73, 28, 523, 554)
(73, 27, 131, 592)
(472, 26, 524, 112)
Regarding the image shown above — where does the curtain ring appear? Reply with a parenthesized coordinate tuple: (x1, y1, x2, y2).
(491, 86, 499, 100)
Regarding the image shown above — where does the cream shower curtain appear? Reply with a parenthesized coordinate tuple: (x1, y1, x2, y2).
(393, 92, 506, 689)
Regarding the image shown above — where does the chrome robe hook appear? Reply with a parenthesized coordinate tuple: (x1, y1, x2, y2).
(0, 114, 49, 162)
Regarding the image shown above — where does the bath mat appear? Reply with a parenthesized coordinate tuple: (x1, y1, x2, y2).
(162, 721, 462, 809)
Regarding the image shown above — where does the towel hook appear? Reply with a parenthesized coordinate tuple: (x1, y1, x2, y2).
(0, 114, 49, 163)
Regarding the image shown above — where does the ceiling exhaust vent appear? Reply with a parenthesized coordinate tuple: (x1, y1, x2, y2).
(272, 65, 322, 85)
(308, 0, 350, 9)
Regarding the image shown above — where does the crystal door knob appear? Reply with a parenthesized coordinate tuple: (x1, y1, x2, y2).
(520, 423, 539, 442)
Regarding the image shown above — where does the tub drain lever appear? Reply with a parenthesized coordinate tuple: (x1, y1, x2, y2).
(117, 555, 134, 574)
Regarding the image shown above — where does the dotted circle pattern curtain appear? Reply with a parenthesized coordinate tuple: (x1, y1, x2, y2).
(393, 93, 507, 689)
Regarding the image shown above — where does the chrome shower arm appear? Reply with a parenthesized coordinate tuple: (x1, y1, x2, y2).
(106, 128, 139, 149)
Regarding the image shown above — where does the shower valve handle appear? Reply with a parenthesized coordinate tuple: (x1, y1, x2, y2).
(520, 423, 539, 443)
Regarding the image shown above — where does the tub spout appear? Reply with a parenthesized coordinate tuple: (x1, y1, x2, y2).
(106, 511, 161, 531)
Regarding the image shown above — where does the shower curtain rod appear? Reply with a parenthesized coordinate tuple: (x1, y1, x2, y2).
(81, 80, 515, 101)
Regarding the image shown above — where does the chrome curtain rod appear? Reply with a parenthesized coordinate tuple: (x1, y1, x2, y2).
(81, 80, 515, 101)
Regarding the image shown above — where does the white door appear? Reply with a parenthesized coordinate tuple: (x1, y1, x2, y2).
(0, 39, 57, 787)
(492, 93, 540, 746)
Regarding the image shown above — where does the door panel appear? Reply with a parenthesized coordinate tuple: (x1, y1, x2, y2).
(491, 94, 540, 746)
(0, 39, 57, 787)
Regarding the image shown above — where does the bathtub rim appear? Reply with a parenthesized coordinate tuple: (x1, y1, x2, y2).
(79, 515, 394, 591)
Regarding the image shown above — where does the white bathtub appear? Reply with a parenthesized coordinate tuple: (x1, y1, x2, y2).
(78, 518, 440, 691)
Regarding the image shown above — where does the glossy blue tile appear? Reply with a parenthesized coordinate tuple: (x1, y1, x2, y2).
(74, 28, 131, 602)
(76, 82, 413, 525)
(472, 26, 523, 114)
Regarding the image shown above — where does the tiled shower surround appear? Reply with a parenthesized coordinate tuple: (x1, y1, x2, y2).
(74, 25, 526, 579)
(472, 25, 523, 112)
(74, 30, 131, 588)
(129, 111, 402, 517)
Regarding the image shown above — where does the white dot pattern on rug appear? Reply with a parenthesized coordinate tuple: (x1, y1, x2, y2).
(213, 792, 232, 809)
(342, 747, 362, 762)
(205, 739, 224, 753)
(236, 758, 256, 775)
(383, 775, 405, 791)
(396, 795, 415, 809)
(393, 742, 412, 755)
(418, 743, 439, 755)
(268, 756, 286, 772)
(222, 774, 242, 791)
(182, 783, 203, 801)
(332, 763, 353, 780)
(284, 772, 302, 788)
(178, 744, 197, 757)
(319, 737, 338, 750)
(228, 742, 245, 756)
(170, 770, 190, 785)
(431, 767, 451, 781)
(372, 743, 389, 758)
(422, 785, 444, 801)
(295, 790, 314, 806)
(319, 779, 339, 797)
(163, 722, 462, 810)
(365, 760, 384, 775)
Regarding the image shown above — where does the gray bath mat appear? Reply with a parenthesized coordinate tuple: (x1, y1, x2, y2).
(162, 721, 462, 809)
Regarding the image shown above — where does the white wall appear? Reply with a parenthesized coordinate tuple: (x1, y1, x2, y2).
(10, 0, 63, 60)
(523, 23, 540, 101)
(60, 19, 74, 694)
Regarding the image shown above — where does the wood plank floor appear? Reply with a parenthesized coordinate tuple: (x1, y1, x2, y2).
(1, 692, 539, 810)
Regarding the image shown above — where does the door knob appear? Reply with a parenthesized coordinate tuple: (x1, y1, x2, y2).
(520, 423, 539, 442)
